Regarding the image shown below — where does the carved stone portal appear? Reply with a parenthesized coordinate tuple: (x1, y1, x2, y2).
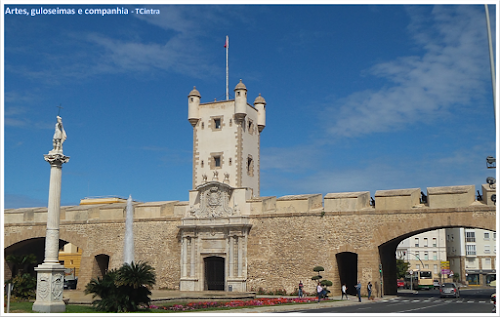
(181, 181, 251, 292)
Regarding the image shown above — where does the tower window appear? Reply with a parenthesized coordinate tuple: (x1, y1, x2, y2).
(247, 155, 254, 176)
(229, 158, 232, 166)
(190, 98, 193, 102)
(210, 152, 223, 169)
(210, 116, 223, 131)
(201, 160, 204, 168)
(238, 91, 240, 96)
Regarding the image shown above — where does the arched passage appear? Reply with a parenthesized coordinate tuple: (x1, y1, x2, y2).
(92, 254, 110, 279)
(336, 252, 358, 296)
(378, 225, 497, 296)
(4, 238, 70, 279)
(204, 256, 225, 290)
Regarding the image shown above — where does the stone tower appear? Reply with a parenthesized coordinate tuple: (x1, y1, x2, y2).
(188, 80, 266, 197)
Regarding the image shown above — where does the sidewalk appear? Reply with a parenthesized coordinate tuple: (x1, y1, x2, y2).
(63, 289, 395, 313)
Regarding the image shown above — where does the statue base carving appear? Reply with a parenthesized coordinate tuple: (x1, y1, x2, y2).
(32, 263, 66, 313)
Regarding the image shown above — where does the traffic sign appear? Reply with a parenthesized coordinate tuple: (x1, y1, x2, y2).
(409, 270, 413, 275)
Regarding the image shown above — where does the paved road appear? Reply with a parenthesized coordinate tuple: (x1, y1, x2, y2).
(275, 288, 496, 314)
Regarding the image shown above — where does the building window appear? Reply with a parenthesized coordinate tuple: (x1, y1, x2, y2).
(433, 251, 437, 260)
(432, 238, 437, 247)
(484, 232, 490, 240)
(210, 152, 223, 169)
(484, 258, 491, 269)
(466, 245, 476, 256)
(214, 118, 221, 129)
(415, 238, 419, 247)
(494, 232, 496, 240)
(416, 264, 420, 270)
(424, 238, 428, 247)
(248, 120, 254, 134)
(229, 158, 232, 166)
(247, 156, 254, 176)
(433, 264, 438, 273)
(465, 231, 475, 242)
(485, 245, 490, 254)
(415, 251, 420, 259)
(424, 252, 428, 260)
(202, 122, 205, 129)
(451, 234, 454, 241)
(425, 264, 429, 269)
(201, 160, 204, 168)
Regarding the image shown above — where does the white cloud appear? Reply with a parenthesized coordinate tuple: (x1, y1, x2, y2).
(323, 5, 493, 139)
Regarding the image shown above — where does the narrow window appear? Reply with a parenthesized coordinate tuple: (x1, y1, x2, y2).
(214, 156, 221, 167)
(214, 118, 221, 129)
(201, 160, 204, 168)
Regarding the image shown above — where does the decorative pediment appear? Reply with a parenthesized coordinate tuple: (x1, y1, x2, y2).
(190, 181, 234, 218)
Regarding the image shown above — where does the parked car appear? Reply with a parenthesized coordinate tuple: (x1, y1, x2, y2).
(397, 279, 405, 288)
(64, 278, 77, 290)
(439, 282, 459, 298)
(433, 280, 440, 287)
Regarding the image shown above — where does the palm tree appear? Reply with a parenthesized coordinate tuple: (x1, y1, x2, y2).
(85, 261, 156, 312)
(5, 253, 37, 276)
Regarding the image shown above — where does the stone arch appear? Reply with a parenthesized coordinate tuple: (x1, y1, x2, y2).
(77, 249, 115, 290)
(371, 209, 496, 296)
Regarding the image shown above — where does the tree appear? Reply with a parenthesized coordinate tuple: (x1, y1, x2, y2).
(85, 261, 156, 312)
(311, 266, 332, 298)
(5, 254, 38, 299)
(5, 254, 37, 276)
(396, 258, 410, 279)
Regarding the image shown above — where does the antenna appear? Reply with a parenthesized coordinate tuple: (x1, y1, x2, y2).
(225, 35, 229, 100)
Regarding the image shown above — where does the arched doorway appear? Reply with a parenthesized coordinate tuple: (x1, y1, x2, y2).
(93, 254, 110, 279)
(336, 252, 358, 296)
(204, 256, 225, 290)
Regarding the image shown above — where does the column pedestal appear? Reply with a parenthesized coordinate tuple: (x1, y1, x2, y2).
(32, 263, 66, 313)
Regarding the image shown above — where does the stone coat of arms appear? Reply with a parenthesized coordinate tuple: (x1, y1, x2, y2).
(190, 181, 234, 218)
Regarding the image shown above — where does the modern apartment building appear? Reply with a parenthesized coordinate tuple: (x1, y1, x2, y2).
(446, 228, 496, 286)
(396, 229, 448, 278)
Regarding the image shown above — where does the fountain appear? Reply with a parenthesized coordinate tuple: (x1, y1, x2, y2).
(123, 195, 135, 264)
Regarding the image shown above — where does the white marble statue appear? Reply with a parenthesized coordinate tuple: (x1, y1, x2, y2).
(52, 116, 67, 153)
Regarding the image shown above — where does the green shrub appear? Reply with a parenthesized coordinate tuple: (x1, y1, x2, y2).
(8, 273, 36, 299)
(85, 261, 156, 312)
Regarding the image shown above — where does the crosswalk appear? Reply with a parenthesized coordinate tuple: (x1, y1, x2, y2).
(381, 297, 490, 304)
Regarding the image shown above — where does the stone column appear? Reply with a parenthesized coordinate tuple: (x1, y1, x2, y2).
(229, 236, 234, 277)
(190, 237, 195, 277)
(32, 152, 69, 313)
(182, 237, 187, 277)
(237, 236, 242, 277)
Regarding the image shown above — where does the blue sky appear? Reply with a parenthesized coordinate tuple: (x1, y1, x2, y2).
(2, 2, 498, 209)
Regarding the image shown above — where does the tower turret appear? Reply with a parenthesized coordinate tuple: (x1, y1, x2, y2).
(188, 86, 201, 127)
(234, 79, 247, 123)
(253, 93, 266, 132)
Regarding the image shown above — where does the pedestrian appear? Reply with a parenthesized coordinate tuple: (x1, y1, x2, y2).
(298, 281, 304, 298)
(341, 284, 348, 300)
(367, 281, 373, 300)
(355, 281, 362, 302)
(316, 282, 323, 302)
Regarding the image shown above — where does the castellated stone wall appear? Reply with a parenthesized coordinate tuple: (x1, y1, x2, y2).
(4, 184, 496, 295)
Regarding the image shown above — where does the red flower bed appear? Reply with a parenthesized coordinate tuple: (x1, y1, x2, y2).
(150, 297, 324, 311)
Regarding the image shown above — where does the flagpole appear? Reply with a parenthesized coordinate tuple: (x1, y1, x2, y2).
(226, 35, 229, 100)
(484, 5, 496, 122)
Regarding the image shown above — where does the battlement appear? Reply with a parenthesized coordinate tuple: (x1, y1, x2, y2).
(4, 184, 495, 225)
